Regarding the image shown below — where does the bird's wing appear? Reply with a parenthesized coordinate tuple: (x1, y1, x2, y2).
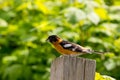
(59, 40, 105, 54)
(59, 40, 84, 53)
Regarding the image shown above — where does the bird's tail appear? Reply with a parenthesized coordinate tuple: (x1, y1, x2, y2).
(92, 50, 107, 54)
(83, 48, 108, 54)
(92, 50, 110, 60)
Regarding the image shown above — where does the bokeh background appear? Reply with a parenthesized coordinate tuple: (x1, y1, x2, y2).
(0, 0, 120, 80)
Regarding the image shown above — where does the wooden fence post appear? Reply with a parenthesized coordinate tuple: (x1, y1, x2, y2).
(50, 56, 96, 80)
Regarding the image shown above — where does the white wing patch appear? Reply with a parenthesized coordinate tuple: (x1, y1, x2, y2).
(63, 44, 72, 48)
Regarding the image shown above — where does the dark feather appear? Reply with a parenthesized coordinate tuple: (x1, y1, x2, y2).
(60, 40, 83, 52)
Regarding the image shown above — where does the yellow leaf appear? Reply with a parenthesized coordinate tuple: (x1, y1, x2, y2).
(2, 56, 17, 64)
(74, 2, 85, 8)
(95, 0, 104, 4)
(94, 8, 109, 20)
(26, 41, 37, 48)
(33, 21, 49, 29)
(34, 0, 49, 14)
(95, 72, 105, 80)
(78, 20, 85, 26)
(0, 1, 11, 9)
(16, 2, 32, 11)
(114, 38, 120, 49)
(1, 24, 17, 36)
(60, 0, 67, 3)
(7, 25, 18, 32)
(105, 53, 115, 58)
(114, 1, 120, 5)
(33, 21, 55, 31)
(95, 72, 101, 80)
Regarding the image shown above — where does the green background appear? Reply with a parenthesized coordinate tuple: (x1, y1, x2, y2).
(0, 0, 120, 80)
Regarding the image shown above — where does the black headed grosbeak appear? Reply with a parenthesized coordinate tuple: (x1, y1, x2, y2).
(46, 35, 103, 56)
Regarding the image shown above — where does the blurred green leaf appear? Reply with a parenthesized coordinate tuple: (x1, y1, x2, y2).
(0, 0, 120, 80)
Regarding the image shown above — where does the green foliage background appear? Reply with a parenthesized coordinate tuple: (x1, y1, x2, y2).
(0, 0, 120, 80)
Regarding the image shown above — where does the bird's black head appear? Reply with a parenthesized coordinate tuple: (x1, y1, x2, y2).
(46, 35, 60, 43)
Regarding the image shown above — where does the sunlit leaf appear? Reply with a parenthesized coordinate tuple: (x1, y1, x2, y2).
(88, 37, 102, 43)
(0, 0, 119, 80)
(16, 2, 32, 11)
(87, 12, 100, 25)
(60, 0, 68, 3)
(34, 0, 49, 14)
(26, 41, 37, 48)
(105, 53, 115, 58)
(33, 21, 55, 31)
(104, 59, 116, 70)
(64, 7, 86, 24)
(95, 72, 116, 80)
(114, 0, 120, 5)
(94, 8, 109, 20)
(95, 72, 105, 80)
(2, 56, 17, 64)
(95, 0, 104, 4)
(7, 24, 18, 32)
(0, 1, 11, 9)
(0, 18, 8, 27)
(102, 75, 116, 80)
(114, 38, 120, 50)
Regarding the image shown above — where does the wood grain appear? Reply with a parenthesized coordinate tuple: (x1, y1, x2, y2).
(50, 56, 96, 80)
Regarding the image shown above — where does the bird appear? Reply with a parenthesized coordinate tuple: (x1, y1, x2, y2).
(46, 35, 104, 56)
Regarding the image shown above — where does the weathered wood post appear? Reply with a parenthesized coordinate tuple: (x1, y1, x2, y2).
(50, 56, 96, 80)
